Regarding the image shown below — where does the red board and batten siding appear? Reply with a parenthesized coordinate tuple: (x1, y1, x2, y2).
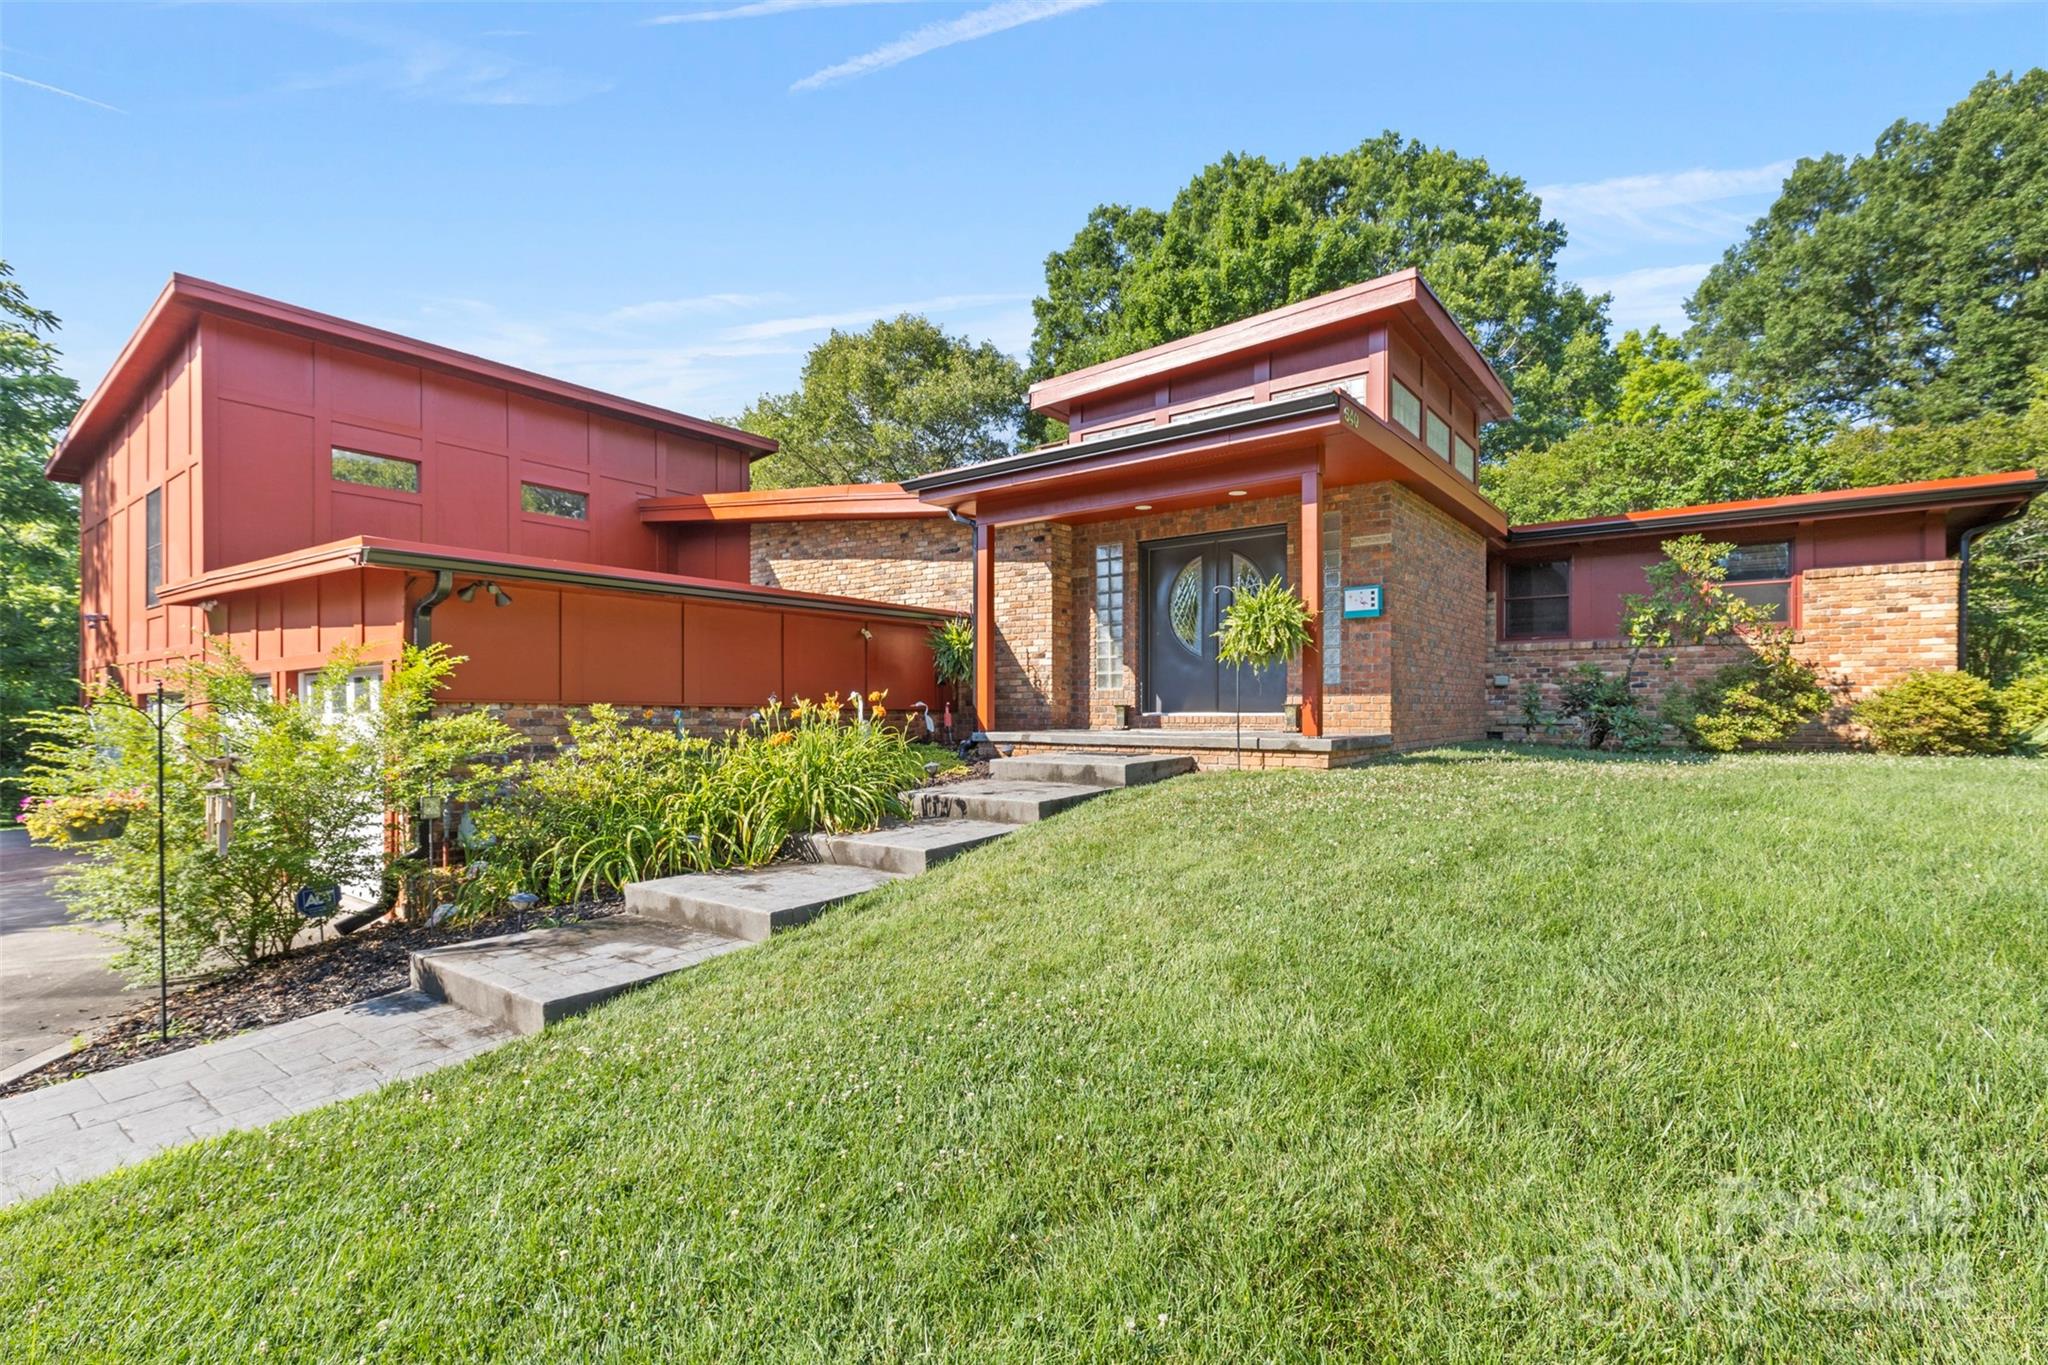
(1496, 510, 1953, 642)
(427, 586, 944, 714)
(197, 318, 752, 583)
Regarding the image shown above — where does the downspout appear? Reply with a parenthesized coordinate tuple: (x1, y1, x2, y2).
(1957, 510, 2026, 671)
(946, 508, 979, 757)
(403, 569, 457, 862)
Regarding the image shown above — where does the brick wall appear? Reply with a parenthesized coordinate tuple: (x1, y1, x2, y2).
(1389, 487, 1488, 747)
(1483, 558, 1961, 746)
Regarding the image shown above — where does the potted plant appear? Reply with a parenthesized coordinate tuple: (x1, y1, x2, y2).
(928, 617, 975, 742)
(1214, 579, 1315, 768)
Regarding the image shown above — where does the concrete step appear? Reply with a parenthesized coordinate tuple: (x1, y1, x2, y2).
(624, 861, 901, 942)
(987, 751, 1198, 788)
(806, 818, 1017, 875)
(903, 779, 1110, 824)
(410, 919, 746, 1035)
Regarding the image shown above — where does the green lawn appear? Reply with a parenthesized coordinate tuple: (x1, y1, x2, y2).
(5, 748, 2047, 1360)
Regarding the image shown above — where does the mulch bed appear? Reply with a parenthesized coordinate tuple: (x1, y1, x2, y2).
(0, 899, 621, 1098)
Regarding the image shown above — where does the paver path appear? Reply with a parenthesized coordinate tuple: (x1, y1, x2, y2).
(0, 990, 511, 1207)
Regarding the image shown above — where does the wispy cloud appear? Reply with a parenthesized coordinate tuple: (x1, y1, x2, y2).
(280, 19, 611, 107)
(392, 289, 1033, 416)
(649, 0, 912, 24)
(722, 292, 1030, 340)
(791, 0, 1102, 91)
(1575, 263, 1715, 335)
(0, 69, 122, 113)
(1537, 160, 1793, 251)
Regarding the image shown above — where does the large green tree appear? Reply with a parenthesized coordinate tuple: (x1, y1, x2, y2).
(1027, 135, 1620, 456)
(1687, 70, 2048, 425)
(739, 315, 1026, 490)
(0, 262, 83, 818)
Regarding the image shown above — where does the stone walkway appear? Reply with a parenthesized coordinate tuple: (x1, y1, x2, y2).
(0, 990, 512, 1207)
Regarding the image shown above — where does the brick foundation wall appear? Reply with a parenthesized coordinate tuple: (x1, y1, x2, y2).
(1484, 559, 1961, 746)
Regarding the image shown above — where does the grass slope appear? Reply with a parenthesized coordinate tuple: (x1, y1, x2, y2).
(4, 749, 2046, 1360)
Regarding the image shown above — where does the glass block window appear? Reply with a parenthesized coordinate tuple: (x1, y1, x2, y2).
(145, 487, 163, 608)
(332, 447, 420, 493)
(521, 482, 588, 520)
(1505, 560, 1571, 638)
(1425, 411, 1451, 458)
(1722, 540, 1793, 620)
(1453, 436, 1477, 480)
(1093, 542, 1125, 688)
(1321, 508, 1342, 687)
(1390, 379, 1421, 433)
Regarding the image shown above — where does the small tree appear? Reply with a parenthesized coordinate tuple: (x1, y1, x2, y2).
(21, 643, 515, 981)
(1553, 536, 1784, 750)
(1215, 578, 1315, 762)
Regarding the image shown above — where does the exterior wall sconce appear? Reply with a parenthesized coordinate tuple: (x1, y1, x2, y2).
(457, 580, 513, 606)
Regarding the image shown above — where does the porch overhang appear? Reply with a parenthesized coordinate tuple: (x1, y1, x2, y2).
(903, 390, 1507, 544)
(637, 483, 943, 525)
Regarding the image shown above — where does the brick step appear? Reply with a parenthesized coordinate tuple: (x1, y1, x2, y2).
(805, 818, 1017, 875)
(902, 779, 1110, 824)
(987, 751, 1197, 787)
(410, 920, 746, 1036)
(623, 861, 901, 942)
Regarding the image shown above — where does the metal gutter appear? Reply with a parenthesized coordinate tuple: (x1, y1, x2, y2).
(1506, 477, 2048, 545)
(902, 392, 1343, 493)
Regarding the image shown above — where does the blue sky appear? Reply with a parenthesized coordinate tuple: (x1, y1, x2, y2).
(3, 2, 2041, 421)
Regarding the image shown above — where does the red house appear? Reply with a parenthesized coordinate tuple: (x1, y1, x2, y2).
(50, 271, 2043, 761)
(45, 276, 951, 746)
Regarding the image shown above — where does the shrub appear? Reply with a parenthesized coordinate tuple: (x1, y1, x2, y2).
(477, 696, 934, 903)
(1663, 645, 1832, 752)
(1998, 673, 2048, 752)
(1854, 671, 2007, 755)
(20, 645, 514, 980)
(1556, 664, 1662, 752)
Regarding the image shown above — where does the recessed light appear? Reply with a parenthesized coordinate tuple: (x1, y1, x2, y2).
(1227, 489, 1248, 497)
(1134, 503, 1152, 511)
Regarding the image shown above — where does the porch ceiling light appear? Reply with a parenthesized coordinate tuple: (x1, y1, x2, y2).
(1134, 503, 1152, 511)
(1227, 489, 1248, 497)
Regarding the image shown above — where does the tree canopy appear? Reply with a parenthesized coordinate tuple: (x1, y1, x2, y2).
(0, 261, 83, 816)
(739, 315, 1026, 490)
(1027, 134, 1619, 456)
(1686, 70, 2048, 426)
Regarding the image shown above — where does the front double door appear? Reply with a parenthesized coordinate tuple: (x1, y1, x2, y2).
(1142, 526, 1289, 715)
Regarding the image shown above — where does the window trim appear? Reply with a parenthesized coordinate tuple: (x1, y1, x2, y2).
(330, 446, 422, 495)
(144, 486, 163, 608)
(520, 481, 590, 521)
(1502, 558, 1572, 640)
(1720, 539, 1797, 625)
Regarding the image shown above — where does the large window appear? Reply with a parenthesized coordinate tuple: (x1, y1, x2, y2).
(1504, 560, 1570, 638)
(1390, 379, 1422, 434)
(332, 447, 420, 493)
(144, 487, 163, 608)
(1093, 542, 1125, 688)
(521, 482, 588, 520)
(1425, 411, 1451, 458)
(1722, 541, 1792, 620)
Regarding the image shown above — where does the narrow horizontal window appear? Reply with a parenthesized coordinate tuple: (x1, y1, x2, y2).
(521, 482, 588, 520)
(1425, 411, 1451, 458)
(331, 447, 420, 493)
(1390, 379, 1422, 434)
(1453, 436, 1476, 480)
(1505, 560, 1570, 638)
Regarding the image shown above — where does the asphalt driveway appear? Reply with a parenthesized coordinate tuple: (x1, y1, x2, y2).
(0, 828, 130, 1073)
